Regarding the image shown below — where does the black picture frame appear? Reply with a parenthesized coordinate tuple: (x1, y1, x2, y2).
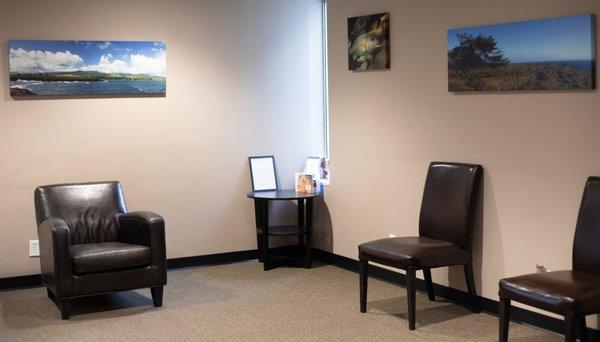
(248, 155, 278, 192)
(348, 13, 390, 71)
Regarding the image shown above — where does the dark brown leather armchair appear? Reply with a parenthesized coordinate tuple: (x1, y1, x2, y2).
(35, 181, 166, 319)
(358, 162, 482, 330)
(499, 177, 600, 342)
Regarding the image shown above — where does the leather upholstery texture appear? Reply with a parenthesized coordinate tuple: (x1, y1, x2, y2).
(499, 270, 600, 315)
(419, 162, 481, 250)
(358, 236, 468, 269)
(359, 162, 482, 269)
(71, 267, 154, 297)
(117, 211, 167, 285)
(573, 177, 600, 275)
(70, 242, 151, 274)
(35, 182, 127, 245)
(35, 181, 166, 303)
(499, 177, 600, 317)
(357, 162, 483, 331)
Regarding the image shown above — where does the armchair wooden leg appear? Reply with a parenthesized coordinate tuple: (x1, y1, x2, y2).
(499, 297, 510, 342)
(59, 299, 70, 320)
(151, 286, 164, 307)
(464, 262, 480, 313)
(578, 316, 588, 342)
(359, 259, 368, 313)
(406, 267, 416, 330)
(564, 317, 576, 342)
(47, 288, 55, 300)
(423, 268, 435, 301)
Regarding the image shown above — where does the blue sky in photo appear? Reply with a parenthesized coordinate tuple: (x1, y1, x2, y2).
(9, 40, 164, 65)
(9, 40, 166, 75)
(447, 14, 595, 63)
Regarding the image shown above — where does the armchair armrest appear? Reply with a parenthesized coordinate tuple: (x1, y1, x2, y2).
(117, 211, 166, 284)
(38, 218, 73, 297)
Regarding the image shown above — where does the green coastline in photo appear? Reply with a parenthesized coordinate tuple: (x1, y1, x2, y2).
(9, 40, 166, 97)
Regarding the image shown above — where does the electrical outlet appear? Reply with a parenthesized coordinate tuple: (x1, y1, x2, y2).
(536, 264, 549, 273)
(388, 234, 397, 238)
(29, 240, 39, 257)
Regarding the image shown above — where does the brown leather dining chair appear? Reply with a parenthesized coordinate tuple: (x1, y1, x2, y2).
(358, 162, 482, 330)
(499, 177, 600, 342)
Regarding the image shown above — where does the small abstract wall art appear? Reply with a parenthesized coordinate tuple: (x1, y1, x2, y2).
(9, 40, 166, 96)
(448, 14, 596, 92)
(348, 13, 390, 71)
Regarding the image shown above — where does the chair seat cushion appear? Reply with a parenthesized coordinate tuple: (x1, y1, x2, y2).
(358, 236, 469, 268)
(499, 270, 600, 315)
(70, 242, 151, 274)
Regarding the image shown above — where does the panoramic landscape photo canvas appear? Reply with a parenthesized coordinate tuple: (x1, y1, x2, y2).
(448, 14, 596, 92)
(348, 12, 390, 71)
(9, 40, 166, 96)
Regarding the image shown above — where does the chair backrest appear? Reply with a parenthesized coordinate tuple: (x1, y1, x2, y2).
(573, 177, 600, 275)
(419, 162, 482, 250)
(34, 181, 127, 245)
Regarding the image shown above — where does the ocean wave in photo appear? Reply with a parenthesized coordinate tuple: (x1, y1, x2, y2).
(10, 79, 166, 95)
(9, 40, 167, 96)
(525, 59, 594, 72)
(13, 80, 45, 86)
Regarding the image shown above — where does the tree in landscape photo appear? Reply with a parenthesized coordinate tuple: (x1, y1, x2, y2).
(448, 33, 509, 75)
(447, 14, 595, 92)
(448, 33, 509, 90)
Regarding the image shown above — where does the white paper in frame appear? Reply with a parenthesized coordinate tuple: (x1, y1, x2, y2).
(249, 156, 278, 191)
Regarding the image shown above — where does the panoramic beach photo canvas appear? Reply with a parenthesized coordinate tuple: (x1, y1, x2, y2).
(9, 40, 166, 96)
(448, 14, 596, 92)
(348, 12, 390, 71)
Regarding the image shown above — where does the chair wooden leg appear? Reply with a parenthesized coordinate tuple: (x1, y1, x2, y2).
(464, 262, 480, 313)
(406, 267, 416, 330)
(423, 268, 435, 301)
(151, 286, 164, 307)
(564, 317, 577, 342)
(499, 297, 510, 342)
(359, 259, 368, 313)
(59, 299, 70, 320)
(578, 316, 588, 342)
(47, 288, 55, 300)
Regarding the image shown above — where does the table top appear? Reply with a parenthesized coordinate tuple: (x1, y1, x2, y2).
(247, 189, 318, 200)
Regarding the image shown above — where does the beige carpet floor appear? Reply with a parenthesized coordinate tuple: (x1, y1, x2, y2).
(0, 262, 559, 341)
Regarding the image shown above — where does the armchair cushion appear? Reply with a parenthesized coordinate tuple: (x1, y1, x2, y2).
(70, 242, 151, 274)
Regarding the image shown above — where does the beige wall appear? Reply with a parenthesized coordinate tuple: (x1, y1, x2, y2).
(324, 0, 600, 323)
(3, 0, 600, 327)
(0, 0, 324, 278)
